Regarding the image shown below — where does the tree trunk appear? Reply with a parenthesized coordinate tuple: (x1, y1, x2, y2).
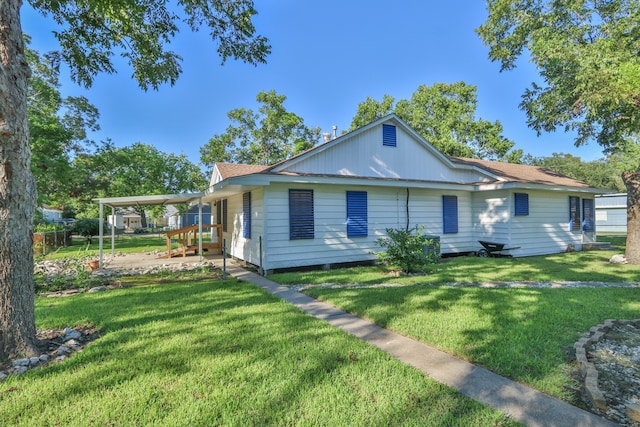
(0, 0, 39, 358)
(622, 167, 640, 265)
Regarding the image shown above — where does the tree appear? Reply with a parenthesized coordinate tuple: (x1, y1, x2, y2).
(523, 153, 626, 192)
(86, 141, 207, 225)
(0, 0, 269, 358)
(350, 82, 523, 162)
(26, 38, 99, 207)
(477, 0, 640, 263)
(200, 90, 320, 171)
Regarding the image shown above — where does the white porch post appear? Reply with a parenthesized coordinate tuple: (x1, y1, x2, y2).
(111, 206, 115, 255)
(99, 202, 104, 270)
(198, 197, 203, 262)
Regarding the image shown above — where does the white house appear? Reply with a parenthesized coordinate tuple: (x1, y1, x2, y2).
(595, 193, 627, 234)
(200, 115, 603, 274)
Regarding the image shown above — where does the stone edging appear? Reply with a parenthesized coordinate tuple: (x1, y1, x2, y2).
(574, 320, 613, 411)
(574, 319, 640, 423)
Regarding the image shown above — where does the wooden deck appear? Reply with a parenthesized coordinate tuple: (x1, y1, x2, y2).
(159, 224, 222, 258)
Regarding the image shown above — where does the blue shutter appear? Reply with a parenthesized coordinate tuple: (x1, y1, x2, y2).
(222, 199, 228, 233)
(216, 201, 222, 225)
(346, 191, 368, 237)
(442, 195, 458, 234)
(242, 192, 251, 239)
(382, 124, 397, 147)
(289, 189, 314, 240)
(582, 198, 595, 232)
(569, 196, 580, 231)
(514, 193, 529, 216)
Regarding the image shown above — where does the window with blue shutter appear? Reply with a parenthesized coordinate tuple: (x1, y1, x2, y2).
(382, 124, 397, 147)
(582, 198, 595, 232)
(442, 195, 458, 234)
(346, 191, 368, 237)
(222, 199, 228, 232)
(289, 189, 314, 240)
(569, 196, 580, 231)
(242, 192, 251, 239)
(514, 193, 529, 216)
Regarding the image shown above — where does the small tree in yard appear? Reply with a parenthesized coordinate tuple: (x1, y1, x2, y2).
(375, 226, 440, 274)
(72, 219, 101, 245)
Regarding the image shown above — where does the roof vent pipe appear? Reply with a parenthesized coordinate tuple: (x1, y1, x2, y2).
(322, 132, 332, 143)
(332, 125, 338, 139)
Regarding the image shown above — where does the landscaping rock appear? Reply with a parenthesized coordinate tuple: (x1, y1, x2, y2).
(609, 254, 628, 264)
(63, 328, 82, 341)
(12, 358, 29, 367)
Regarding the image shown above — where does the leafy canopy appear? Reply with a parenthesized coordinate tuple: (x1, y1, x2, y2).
(476, 0, 640, 152)
(200, 90, 320, 169)
(350, 82, 523, 162)
(30, 0, 271, 90)
(26, 37, 100, 206)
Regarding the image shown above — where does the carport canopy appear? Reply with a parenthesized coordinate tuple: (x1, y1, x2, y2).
(93, 193, 205, 269)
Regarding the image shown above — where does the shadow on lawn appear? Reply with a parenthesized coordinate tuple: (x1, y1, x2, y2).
(15, 280, 506, 426)
(306, 282, 640, 400)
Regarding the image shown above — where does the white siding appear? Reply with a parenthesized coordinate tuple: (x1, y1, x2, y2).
(281, 124, 492, 184)
(472, 190, 587, 257)
(221, 188, 265, 267)
(261, 183, 475, 271)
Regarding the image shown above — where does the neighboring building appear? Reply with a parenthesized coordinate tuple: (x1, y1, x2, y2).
(201, 115, 604, 273)
(182, 204, 212, 227)
(107, 209, 142, 230)
(40, 205, 63, 223)
(595, 193, 627, 234)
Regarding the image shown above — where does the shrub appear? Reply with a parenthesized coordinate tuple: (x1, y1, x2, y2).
(72, 218, 101, 244)
(375, 226, 440, 274)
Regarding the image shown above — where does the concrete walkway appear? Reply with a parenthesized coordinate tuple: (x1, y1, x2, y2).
(226, 263, 617, 427)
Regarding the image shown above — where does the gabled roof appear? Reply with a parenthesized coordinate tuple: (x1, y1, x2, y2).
(449, 157, 596, 188)
(208, 115, 599, 192)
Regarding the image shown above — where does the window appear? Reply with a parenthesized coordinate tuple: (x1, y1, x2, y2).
(222, 199, 228, 233)
(346, 191, 368, 237)
(582, 198, 595, 232)
(514, 193, 529, 216)
(242, 192, 251, 239)
(569, 196, 580, 231)
(382, 124, 397, 147)
(442, 195, 458, 234)
(289, 189, 314, 240)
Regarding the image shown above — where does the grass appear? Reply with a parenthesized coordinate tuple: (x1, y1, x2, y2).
(39, 235, 170, 260)
(268, 237, 640, 403)
(0, 276, 516, 426)
(269, 248, 638, 286)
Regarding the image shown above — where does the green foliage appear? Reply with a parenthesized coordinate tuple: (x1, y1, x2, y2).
(67, 140, 206, 218)
(350, 83, 523, 162)
(200, 90, 320, 170)
(477, 0, 640, 155)
(523, 152, 626, 191)
(72, 218, 101, 244)
(31, 0, 271, 90)
(26, 38, 100, 207)
(375, 226, 440, 274)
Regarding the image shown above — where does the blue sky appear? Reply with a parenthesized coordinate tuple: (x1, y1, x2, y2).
(22, 0, 605, 167)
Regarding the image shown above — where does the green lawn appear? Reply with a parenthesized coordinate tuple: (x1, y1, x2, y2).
(1, 275, 516, 426)
(39, 235, 170, 260)
(268, 241, 640, 404)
